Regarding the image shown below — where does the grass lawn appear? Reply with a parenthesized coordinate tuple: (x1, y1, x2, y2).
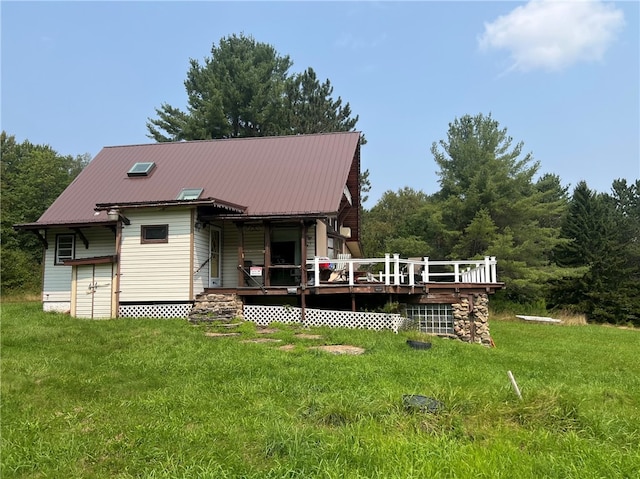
(2, 302, 639, 478)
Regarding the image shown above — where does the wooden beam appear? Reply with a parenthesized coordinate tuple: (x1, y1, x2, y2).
(72, 228, 89, 249)
(30, 229, 48, 249)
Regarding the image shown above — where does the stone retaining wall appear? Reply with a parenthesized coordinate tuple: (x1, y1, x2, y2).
(452, 293, 491, 346)
(189, 293, 243, 323)
(190, 292, 493, 347)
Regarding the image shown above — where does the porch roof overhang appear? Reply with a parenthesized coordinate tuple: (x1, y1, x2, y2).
(95, 197, 247, 214)
(63, 255, 118, 266)
(215, 212, 334, 222)
(13, 220, 118, 231)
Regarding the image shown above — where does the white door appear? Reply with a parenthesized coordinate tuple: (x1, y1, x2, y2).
(75, 264, 113, 319)
(209, 227, 222, 287)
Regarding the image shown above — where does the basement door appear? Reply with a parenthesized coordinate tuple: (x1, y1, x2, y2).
(74, 263, 114, 319)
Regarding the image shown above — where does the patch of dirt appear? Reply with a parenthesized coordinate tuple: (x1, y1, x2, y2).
(240, 338, 283, 343)
(256, 328, 279, 334)
(204, 332, 241, 337)
(310, 345, 365, 355)
(279, 344, 296, 351)
(294, 333, 323, 340)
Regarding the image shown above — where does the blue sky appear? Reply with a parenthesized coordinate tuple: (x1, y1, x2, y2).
(2, 1, 638, 206)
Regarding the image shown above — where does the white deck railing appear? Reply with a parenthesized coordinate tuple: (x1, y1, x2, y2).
(307, 254, 498, 287)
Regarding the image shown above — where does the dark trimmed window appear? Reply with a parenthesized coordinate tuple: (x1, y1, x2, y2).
(55, 234, 75, 264)
(141, 225, 168, 244)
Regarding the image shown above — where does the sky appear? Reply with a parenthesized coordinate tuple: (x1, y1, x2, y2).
(2, 0, 639, 206)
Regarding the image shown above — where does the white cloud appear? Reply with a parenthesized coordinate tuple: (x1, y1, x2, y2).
(479, 0, 625, 72)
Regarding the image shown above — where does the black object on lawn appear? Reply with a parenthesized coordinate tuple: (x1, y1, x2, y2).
(406, 339, 432, 350)
(402, 395, 444, 413)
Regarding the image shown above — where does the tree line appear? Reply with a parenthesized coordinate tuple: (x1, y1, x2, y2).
(3, 34, 638, 325)
(362, 115, 639, 324)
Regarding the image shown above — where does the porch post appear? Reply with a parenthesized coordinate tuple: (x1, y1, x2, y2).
(264, 221, 272, 287)
(300, 221, 308, 287)
(300, 220, 308, 324)
(236, 223, 245, 287)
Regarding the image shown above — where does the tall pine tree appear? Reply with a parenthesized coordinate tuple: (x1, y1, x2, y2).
(430, 113, 567, 304)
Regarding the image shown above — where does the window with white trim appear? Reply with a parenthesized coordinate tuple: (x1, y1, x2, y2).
(55, 234, 75, 264)
(177, 188, 203, 200)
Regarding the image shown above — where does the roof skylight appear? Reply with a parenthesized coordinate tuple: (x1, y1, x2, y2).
(127, 162, 155, 177)
(177, 188, 204, 200)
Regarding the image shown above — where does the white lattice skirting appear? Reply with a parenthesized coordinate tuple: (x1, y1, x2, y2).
(243, 305, 405, 333)
(119, 303, 193, 319)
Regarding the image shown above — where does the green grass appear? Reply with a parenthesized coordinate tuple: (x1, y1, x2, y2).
(2, 302, 639, 478)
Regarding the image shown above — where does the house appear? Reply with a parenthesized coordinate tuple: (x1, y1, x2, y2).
(15, 132, 363, 318)
(15, 131, 503, 344)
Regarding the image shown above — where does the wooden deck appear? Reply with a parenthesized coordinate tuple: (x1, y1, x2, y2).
(208, 255, 504, 308)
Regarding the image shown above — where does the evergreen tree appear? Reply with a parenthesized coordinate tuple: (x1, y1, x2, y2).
(549, 179, 639, 325)
(430, 113, 567, 304)
(283, 68, 360, 136)
(147, 34, 361, 142)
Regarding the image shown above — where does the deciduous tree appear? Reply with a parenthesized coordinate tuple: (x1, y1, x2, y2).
(1, 132, 89, 292)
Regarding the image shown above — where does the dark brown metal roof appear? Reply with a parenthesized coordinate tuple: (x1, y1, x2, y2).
(27, 132, 361, 227)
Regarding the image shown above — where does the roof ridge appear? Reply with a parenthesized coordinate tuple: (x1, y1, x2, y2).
(103, 131, 361, 149)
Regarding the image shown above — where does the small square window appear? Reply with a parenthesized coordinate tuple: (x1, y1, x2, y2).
(127, 162, 155, 177)
(141, 225, 168, 243)
(177, 188, 203, 200)
(55, 234, 75, 264)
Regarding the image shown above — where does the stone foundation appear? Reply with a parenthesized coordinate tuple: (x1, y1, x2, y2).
(189, 293, 243, 323)
(452, 293, 492, 346)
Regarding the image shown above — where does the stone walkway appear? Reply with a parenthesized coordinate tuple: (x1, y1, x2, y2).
(204, 325, 365, 355)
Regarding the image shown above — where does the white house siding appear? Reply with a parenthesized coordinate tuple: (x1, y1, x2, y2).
(118, 208, 192, 302)
(42, 226, 116, 312)
(192, 220, 211, 294)
(307, 223, 317, 259)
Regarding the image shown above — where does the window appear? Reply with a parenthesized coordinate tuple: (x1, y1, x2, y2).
(327, 236, 343, 259)
(55, 234, 75, 264)
(127, 162, 155, 177)
(141, 225, 168, 243)
(177, 188, 203, 200)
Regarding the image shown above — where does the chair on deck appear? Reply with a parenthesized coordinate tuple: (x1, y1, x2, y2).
(403, 257, 426, 284)
(329, 253, 351, 282)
